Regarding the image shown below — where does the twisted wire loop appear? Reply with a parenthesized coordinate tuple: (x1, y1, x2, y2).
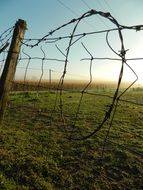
(1, 10, 143, 188)
(52, 10, 139, 142)
(4, 9, 142, 147)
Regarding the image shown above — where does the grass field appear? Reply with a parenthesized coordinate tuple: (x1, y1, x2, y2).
(0, 87, 143, 189)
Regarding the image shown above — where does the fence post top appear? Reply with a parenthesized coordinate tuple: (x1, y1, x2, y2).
(16, 19, 27, 30)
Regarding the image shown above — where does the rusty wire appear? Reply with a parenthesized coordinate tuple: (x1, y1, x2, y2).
(6, 10, 143, 140)
(1, 10, 143, 176)
(0, 26, 14, 73)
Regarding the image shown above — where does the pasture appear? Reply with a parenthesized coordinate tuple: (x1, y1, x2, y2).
(0, 84, 143, 189)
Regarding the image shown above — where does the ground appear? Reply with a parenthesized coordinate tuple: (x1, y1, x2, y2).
(0, 88, 143, 189)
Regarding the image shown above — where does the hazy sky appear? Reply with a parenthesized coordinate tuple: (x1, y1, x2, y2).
(1, 0, 143, 84)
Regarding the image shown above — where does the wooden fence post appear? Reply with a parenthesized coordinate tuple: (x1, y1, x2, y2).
(0, 19, 27, 123)
(49, 69, 52, 90)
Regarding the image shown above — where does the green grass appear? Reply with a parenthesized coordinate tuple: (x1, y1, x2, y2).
(0, 89, 143, 189)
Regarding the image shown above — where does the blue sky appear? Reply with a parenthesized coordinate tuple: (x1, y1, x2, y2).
(1, 0, 143, 85)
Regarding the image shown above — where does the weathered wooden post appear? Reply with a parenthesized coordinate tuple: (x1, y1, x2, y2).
(49, 69, 52, 90)
(0, 19, 27, 123)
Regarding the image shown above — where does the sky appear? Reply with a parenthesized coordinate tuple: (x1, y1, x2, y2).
(0, 0, 143, 85)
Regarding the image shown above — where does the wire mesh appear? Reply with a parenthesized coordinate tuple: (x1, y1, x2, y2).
(1, 10, 143, 189)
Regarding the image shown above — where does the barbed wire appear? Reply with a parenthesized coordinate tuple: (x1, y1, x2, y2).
(0, 26, 14, 74)
(0, 26, 14, 52)
(1, 9, 143, 140)
(22, 25, 143, 47)
(1, 10, 143, 189)
(21, 10, 143, 48)
(0, 26, 14, 42)
(1, 10, 143, 139)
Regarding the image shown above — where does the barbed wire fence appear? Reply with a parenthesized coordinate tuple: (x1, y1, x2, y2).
(1, 10, 143, 189)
